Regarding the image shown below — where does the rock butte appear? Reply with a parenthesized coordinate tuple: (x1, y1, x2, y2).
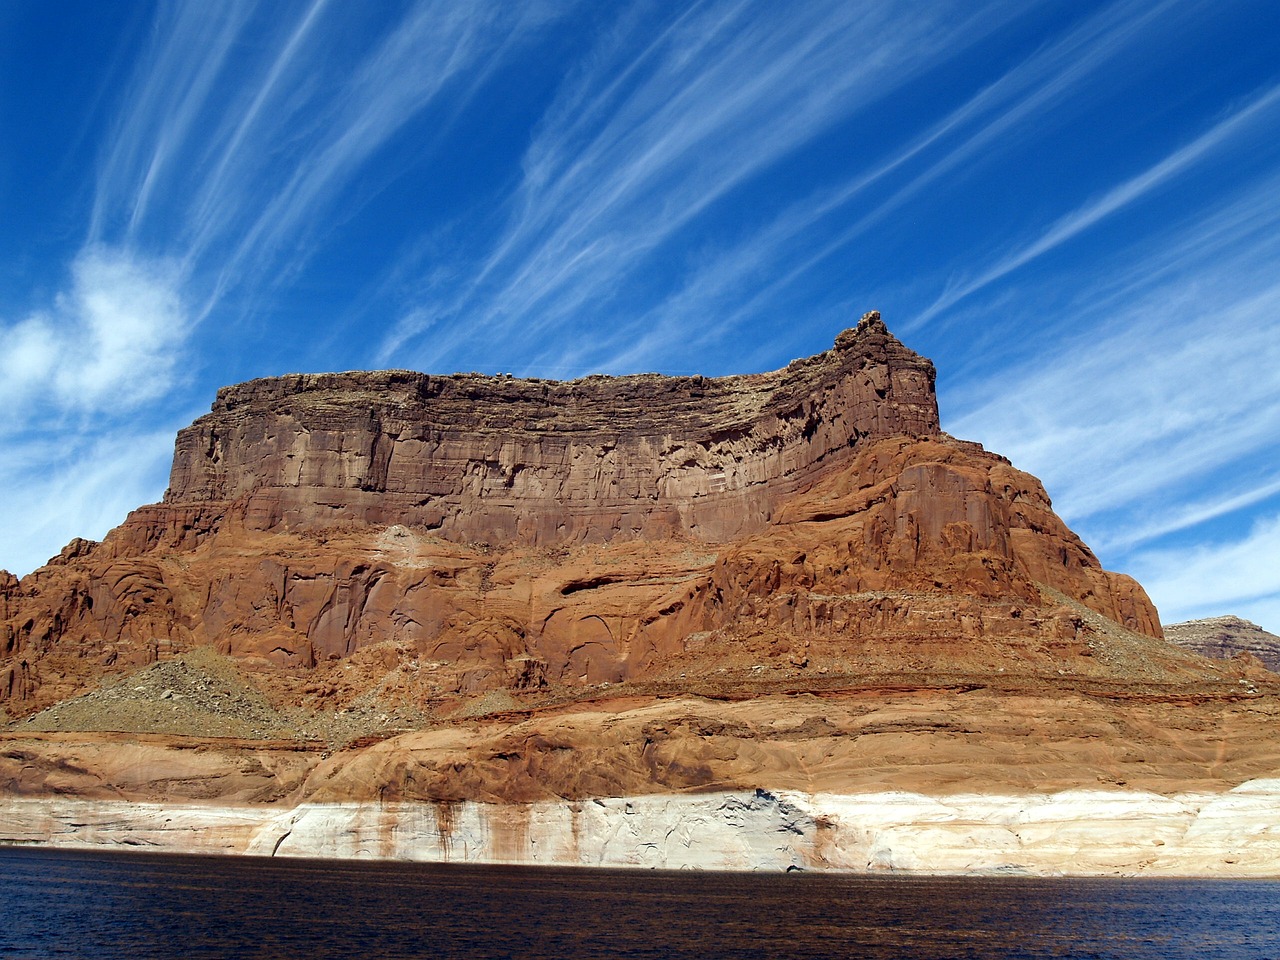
(3, 312, 1279, 875)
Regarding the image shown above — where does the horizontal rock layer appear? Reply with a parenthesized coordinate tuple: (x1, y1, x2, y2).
(150, 312, 938, 549)
(1165, 616, 1280, 672)
(2, 313, 1274, 877)
(6, 784, 1280, 876)
(2, 434, 1173, 710)
(5, 314, 1178, 712)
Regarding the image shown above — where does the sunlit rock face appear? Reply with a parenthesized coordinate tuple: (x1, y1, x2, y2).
(5, 312, 1276, 876)
(0, 313, 1177, 716)
(1165, 616, 1280, 672)
(156, 310, 940, 547)
(8, 783, 1280, 877)
(0, 313, 1170, 714)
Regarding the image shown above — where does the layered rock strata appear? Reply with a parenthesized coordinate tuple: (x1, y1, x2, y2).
(1, 314, 1166, 712)
(7, 684, 1280, 875)
(4, 312, 1279, 875)
(1165, 617, 1280, 672)
(9, 785, 1280, 876)
(152, 310, 938, 549)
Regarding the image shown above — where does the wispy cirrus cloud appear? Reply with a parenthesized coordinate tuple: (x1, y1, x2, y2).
(2, 2, 565, 575)
(379, 0, 1018, 370)
(914, 80, 1280, 326)
(201, 2, 550, 309)
(567, 0, 1199, 374)
(0, 245, 187, 421)
(943, 161, 1280, 625)
(946, 148, 1280, 479)
(90, 1, 560, 312)
(947, 275, 1280, 536)
(0, 246, 190, 575)
(1101, 478, 1280, 555)
(1128, 514, 1280, 626)
(0, 425, 181, 576)
(182, 0, 333, 257)
(381, 0, 1222, 377)
(89, 3, 258, 244)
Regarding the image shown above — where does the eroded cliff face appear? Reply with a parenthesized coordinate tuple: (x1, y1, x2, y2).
(0, 313, 1180, 720)
(5, 312, 1279, 875)
(153, 311, 937, 549)
(8, 685, 1280, 874)
(12, 786, 1280, 876)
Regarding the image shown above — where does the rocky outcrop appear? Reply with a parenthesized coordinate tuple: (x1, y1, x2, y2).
(147, 310, 938, 550)
(8, 691, 1280, 875)
(1165, 617, 1280, 672)
(4, 312, 1279, 876)
(0, 571, 29, 704)
(1, 315, 1181, 716)
(0, 436, 1174, 712)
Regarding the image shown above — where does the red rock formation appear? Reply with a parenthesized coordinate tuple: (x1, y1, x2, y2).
(138, 310, 938, 551)
(0, 313, 1172, 715)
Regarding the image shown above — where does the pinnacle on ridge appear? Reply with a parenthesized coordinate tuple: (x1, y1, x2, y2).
(857, 309, 884, 331)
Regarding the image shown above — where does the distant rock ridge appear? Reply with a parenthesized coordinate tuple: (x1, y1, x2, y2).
(1165, 616, 1280, 672)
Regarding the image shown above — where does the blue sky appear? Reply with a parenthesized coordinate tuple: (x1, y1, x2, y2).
(1, 1, 1278, 632)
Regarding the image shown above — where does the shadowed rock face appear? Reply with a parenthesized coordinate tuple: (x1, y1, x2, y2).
(1, 313, 1173, 715)
(153, 311, 938, 549)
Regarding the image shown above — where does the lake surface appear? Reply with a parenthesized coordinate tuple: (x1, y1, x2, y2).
(1, 847, 1278, 959)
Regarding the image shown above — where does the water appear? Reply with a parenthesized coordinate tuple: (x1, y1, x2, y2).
(1, 847, 1278, 959)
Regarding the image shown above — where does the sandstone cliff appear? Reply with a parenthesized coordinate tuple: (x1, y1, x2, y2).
(5, 313, 1280, 878)
(1, 313, 1173, 716)
(153, 310, 937, 549)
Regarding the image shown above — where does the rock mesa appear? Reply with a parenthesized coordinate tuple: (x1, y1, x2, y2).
(1, 313, 1167, 712)
(4, 311, 1279, 876)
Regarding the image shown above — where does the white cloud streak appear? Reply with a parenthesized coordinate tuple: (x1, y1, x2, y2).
(943, 163, 1280, 632)
(1129, 514, 1280, 624)
(3, 2, 563, 576)
(381, 0, 1216, 376)
(732, 0, 1196, 328)
(948, 279, 1280, 526)
(0, 247, 189, 577)
(183, 0, 333, 263)
(1095, 477, 1280, 555)
(0, 426, 179, 577)
(205, 3, 528, 305)
(0, 246, 187, 422)
(87, 1, 560, 321)
(380, 0, 1016, 369)
(916, 80, 1280, 325)
(90, 3, 256, 243)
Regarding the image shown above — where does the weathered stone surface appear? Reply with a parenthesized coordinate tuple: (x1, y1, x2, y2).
(8, 683, 1280, 875)
(0, 315, 1177, 715)
(10, 786, 1280, 876)
(7, 312, 1278, 876)
(0, 571, 29, 704)
(1165, 616, 1280, 672)
(150, 310, 938, 550)
(8, 683, 1280, 805)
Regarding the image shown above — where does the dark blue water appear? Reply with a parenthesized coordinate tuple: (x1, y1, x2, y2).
(1, 847, 1278, 959)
